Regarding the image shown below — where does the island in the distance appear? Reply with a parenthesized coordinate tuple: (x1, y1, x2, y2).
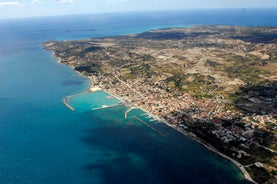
(43, 26, 277, 184)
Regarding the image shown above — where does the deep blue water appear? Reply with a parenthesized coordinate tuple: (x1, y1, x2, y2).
(1, 9, 276, 184)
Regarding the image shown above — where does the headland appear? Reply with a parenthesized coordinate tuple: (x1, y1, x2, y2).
(43, 25, 277, 184)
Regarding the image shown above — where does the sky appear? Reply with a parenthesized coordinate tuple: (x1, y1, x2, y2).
(0, 0, 277, 19)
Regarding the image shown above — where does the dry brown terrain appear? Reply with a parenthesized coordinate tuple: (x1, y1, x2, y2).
(44, 26, 277, 183)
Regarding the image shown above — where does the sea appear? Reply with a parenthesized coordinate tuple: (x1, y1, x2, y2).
(0, 9, 276, 184)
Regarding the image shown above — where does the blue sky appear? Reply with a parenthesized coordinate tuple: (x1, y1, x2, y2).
(0, 0, 277, 19)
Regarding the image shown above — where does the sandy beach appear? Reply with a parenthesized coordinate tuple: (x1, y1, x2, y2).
(88, 80, 256, 183)
(164, 122, 257, 184)
(56, 57, 257, 184)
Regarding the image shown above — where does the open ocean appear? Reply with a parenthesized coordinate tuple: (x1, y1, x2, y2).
(0, 9, 276, 184)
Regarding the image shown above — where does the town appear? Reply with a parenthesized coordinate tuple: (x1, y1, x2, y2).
(44, 25, 277, 183)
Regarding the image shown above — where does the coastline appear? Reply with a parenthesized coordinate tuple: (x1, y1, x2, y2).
(163, 121, 256, 183)
(49, 46, 256, 184)
(86, 79, 256, 184)
(60, 69, 256, 183)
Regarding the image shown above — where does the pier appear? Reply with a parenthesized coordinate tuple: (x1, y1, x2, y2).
(134, 116, 167, 138)
(63, 96, 75, 111)
(63, 91, 91, 111)
(124, 107, 138, 119)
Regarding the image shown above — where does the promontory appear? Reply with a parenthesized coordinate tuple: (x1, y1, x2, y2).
(44, 26, 277, 184)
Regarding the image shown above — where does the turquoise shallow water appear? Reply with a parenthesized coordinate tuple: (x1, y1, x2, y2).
(1, 9, 276, 183)
(68, 91, 121, 112)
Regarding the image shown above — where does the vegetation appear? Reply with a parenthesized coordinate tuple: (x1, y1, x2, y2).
(44, 25, 277, 183)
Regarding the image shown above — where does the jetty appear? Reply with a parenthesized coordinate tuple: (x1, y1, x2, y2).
(134, 116, 167, 138)
(124, 107, 138, 119)
(63, 96, 75, 111)
(63, 91, 91, 111)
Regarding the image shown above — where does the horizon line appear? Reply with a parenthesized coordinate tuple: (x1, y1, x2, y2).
(1, 7, 277, 21)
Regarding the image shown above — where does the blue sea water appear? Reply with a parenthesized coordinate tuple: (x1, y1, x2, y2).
(1, 9, 277, 184)
(67, 91, 121, 112)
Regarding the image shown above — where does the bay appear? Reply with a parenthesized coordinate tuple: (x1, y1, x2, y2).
(1, 9, 276, 184)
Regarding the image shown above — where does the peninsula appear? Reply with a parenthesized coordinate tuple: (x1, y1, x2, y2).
(43, 26, 277, 184)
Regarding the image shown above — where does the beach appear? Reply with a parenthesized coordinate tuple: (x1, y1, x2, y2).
(2, 10, 277, 184)
(63, 77, 256, 183)
(43, 24, 277, 183)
